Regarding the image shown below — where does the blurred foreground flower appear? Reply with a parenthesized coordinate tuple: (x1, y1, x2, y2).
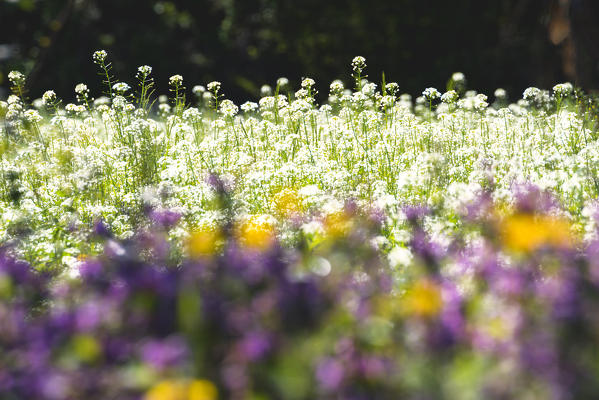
(401, 278, 443, 318)
(501, 213, 574, 253)
(145, 379, 217, 400)
(236, 215, 276, 250)
(187, 225, 222, 258)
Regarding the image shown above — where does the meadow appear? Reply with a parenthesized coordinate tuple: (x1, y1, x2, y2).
(2, 53, 599, 399)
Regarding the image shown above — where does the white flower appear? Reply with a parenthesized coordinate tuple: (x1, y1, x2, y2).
(494, 88, 507, 99)
(301, 78, 315, 89)
(277, 77, 289, 87)
(361, 82, 377, 96)
(329, 80, 344, 95)
(169, 74, 183, 86)
(92, 50, 108, 63)
(351, 56, 366, 73)
(260, 85, 272, 96)
(137, 65, 152, 77)
(241, 101, 258, 113)
(8, 70, 25, 85)
(219, 99, 239, 118)
(385, 82, 399, 95)
(422, 87, 441, 101)
(65, 103, 86, 114)
(451, 72, 466, 83)
(75, 83, 89, 95)
(23, 110, 42, 124)
(182, 107, 202, 121)
(42, 90, 57, 105)
(553, 82, 573, 97)
(441, 90, 458, 104)
(112, 82, 131, 93)
(207, 81, 221, 92)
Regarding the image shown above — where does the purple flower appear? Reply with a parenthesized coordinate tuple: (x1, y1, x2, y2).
(140, 336, 188, 369)
(316, 358, 345, 391)
(149, 208, 181, 229)
(237, 331, 271, 361)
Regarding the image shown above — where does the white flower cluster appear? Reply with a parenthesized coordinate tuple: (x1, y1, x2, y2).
(169, 74, 184, 86)
(75, 83, 89, 96)
(422, 87, 441, 101)
(137, 65, 153, 77)
(92, 50, 108, 63)
(8, 71, 25, 85)
(207, 81, 221, 92)
(112, 82, 131, 93)
(351, 56, 366, 73)
(553, 82, 573, 98)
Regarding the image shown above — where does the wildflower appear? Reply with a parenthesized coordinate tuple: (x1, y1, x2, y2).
(272, 188, 302, 217)
(301, 78, 315, 90)
(188, 225, 222, 258)
(169, 75, 184, 87)
(351, 56, 367, 73)
(385, 82, 399, 96)
(260, 84, 272, 97)
(112, 82, 131, 93)
(452, 72, 466, 83)
(422, 87, 441, 101)
(137, 65, 153, 78)
(329, 80, 345, 96)
(144, 379, 217, 400)
(207, 81, 221, 93)
(494, 88, 507, 99)
(501, 213, 573, 253)
(240, 101, 258, 113)
(75, 83, 89, 95)
(324, 211, 353, 238)
(92, 50, 108, 64)
(8, 70, 25, 86)
(441, 90, 458, 104)
(65, 103, 86, 114)
(218, 99, 238, 118)
(553, 82, 573, 98)
(276, 77, 289, 88)
(294, 88, 310, 100)
(23, 110, 42, 124)
(237, 215, 276, 250)
(473, 94, 488, 111)
(361, 82, 377, 97)
(182, 107, 201, 121)
(401, 279, 443, 318)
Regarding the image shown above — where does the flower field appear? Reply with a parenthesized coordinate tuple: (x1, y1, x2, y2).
(2, 53, 599, 399)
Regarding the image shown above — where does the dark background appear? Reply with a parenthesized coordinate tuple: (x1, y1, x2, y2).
(1, 0, 597, 103)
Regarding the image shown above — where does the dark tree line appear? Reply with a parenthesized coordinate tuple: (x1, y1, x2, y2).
(1, 0, 598, 102)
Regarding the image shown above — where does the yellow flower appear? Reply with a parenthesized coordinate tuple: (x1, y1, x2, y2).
(237, 215, 276, 250)
(323, 211, 353, 238)
(501, 213, 573, 253)
(145, 379, 187, 400)
(145, 379, 217, 400)
(188, 380, 218, 400)
(188, 225, 222, 258)
(401, 279, 443, 318)
(272, 187, 302, 217)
